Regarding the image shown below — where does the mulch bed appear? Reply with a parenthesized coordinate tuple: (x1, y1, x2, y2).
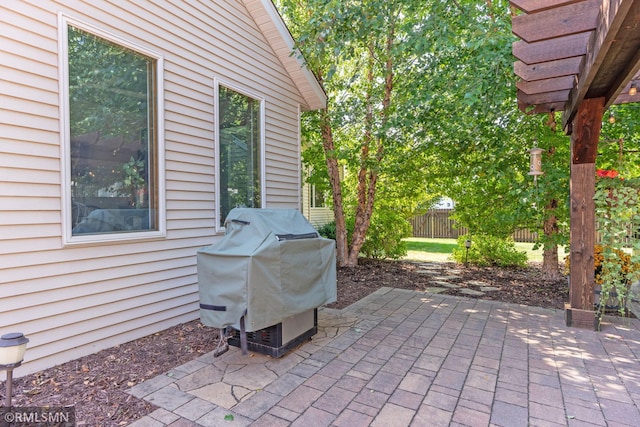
(328, 259, 568, 310)
(6, 259, 568, 426)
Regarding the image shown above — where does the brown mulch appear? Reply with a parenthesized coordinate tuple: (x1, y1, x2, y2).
(327, 259, 568, 310)
(7, 260, 568, 426)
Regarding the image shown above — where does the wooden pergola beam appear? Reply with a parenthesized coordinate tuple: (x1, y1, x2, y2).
(512, 0, 599, 43)
(517, 89, 571, 105)
(513, 33, 590, 65)
(510, 0, 585, 14)
(514, 57, 582, 82)
(517, 101, 565, 114)
(517, 76, 576, 95)
(562, 0, 638, 128)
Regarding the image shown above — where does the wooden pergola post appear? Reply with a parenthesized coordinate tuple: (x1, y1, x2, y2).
(510, 0, 640, 328)
(565, 97, 604, 328)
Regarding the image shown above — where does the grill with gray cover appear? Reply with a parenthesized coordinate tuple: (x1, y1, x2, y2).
(197, 208, 337, 356)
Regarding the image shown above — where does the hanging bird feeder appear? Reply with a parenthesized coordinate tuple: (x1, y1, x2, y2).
(529, 146, 544, 182)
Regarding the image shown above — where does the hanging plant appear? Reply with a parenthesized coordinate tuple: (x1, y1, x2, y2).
(593, 169, 640, 320)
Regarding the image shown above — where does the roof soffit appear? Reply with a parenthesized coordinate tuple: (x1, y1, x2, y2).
(241, 0, 327, 111)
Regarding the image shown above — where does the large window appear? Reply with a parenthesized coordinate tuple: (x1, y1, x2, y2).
(63, 22, 162, 241)
(217, 84, 264, 228)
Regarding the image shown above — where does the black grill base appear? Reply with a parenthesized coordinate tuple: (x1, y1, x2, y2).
(229, 309, 318, 358)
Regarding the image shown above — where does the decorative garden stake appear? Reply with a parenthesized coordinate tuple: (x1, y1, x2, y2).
(528, 146, 543, 182)
(464, 239, 471, 266)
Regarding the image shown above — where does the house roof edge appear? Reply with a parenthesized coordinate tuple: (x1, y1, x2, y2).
(243, 0, 327, 111)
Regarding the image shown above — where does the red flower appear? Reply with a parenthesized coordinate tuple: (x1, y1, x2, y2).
(596, 169, 619, 178)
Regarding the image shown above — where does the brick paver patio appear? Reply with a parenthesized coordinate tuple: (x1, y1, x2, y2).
(128, 285, 640, 426)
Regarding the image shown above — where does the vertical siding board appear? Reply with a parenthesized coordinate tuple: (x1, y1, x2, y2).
(0, 0, 311, 375)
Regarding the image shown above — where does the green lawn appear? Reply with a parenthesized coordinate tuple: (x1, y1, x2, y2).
(402, 237, 568, 264)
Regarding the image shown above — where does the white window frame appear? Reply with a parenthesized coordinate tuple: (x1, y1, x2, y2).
(214, 78, 266, 232)
(310, 184, 327, 209)
(58, 14, 166, 245)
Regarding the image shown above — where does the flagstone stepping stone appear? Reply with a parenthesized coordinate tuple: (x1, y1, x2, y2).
(459, 289, 485, 296)
(436, 282, 460, 289)
(466, 280, 490, 287)
(416, 263, 441, 269)
(423, 287, 447, 294)
(432, 275, 460, 281)
(480, 286, 501, 292)
(415, 270, 441, 275)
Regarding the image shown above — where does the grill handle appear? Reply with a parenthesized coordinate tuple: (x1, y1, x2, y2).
(275, 232, 319, 241)
(230, 219, 250, 225)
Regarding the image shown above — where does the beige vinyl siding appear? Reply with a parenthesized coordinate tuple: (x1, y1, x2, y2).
(310, 209, 334, 228)
(0, 0, 317, 376)
(301, 182, 334, 229)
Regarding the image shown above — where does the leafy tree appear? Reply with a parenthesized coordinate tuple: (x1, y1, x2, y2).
(278, 0, 437, 267)
(280, 1, 640, 278)
(400, 1, 573, 277)
(598, 104, 640, 177)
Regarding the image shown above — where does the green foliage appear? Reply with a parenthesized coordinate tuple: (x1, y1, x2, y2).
(359, 209, 412, 260)
(278, 0, 639, 268)
(452, 235, 527, 268)
(122, 157, 145, 189)
(317, 208, 411, 260)
(277, 0, 441, 265)
(599, 104, 640, 176)
(316, 221, 339, 241)
(593, 171, 640, 319)
(593, 106, 640, 319)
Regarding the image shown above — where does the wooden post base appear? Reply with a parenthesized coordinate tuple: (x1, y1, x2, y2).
(564, 303, 600, 330)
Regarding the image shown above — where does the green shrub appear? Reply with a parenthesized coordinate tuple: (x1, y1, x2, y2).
(316, 218, 354, 243)
(316, 221, 337, 240)
(452, 234, 527, 267)
(315, 210, 411, 260)
(360, 209, 411, 260)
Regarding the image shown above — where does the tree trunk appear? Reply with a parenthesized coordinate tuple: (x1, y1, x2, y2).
(344, 29, 395, 267)
(542, 199, 561, 280)
(345, 46, 376, 267)
(314, 66, 349, 266)
(315, 13, 395, 268)
(319, 106, 349, 267)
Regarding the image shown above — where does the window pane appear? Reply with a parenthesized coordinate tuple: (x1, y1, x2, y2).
(219, 86, 261, 227)
(68, 26, 157, 235)
(312, 185, 326, 208)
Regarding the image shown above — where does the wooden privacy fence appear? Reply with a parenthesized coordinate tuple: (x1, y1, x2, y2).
(411, 209, 467, 239)
(410, 209, 538, 243)
(411, 210, 639, 245)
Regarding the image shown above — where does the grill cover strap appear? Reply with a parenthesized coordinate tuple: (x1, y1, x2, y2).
(239, 315, 248, 355)
(200, 303, 226, 311)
